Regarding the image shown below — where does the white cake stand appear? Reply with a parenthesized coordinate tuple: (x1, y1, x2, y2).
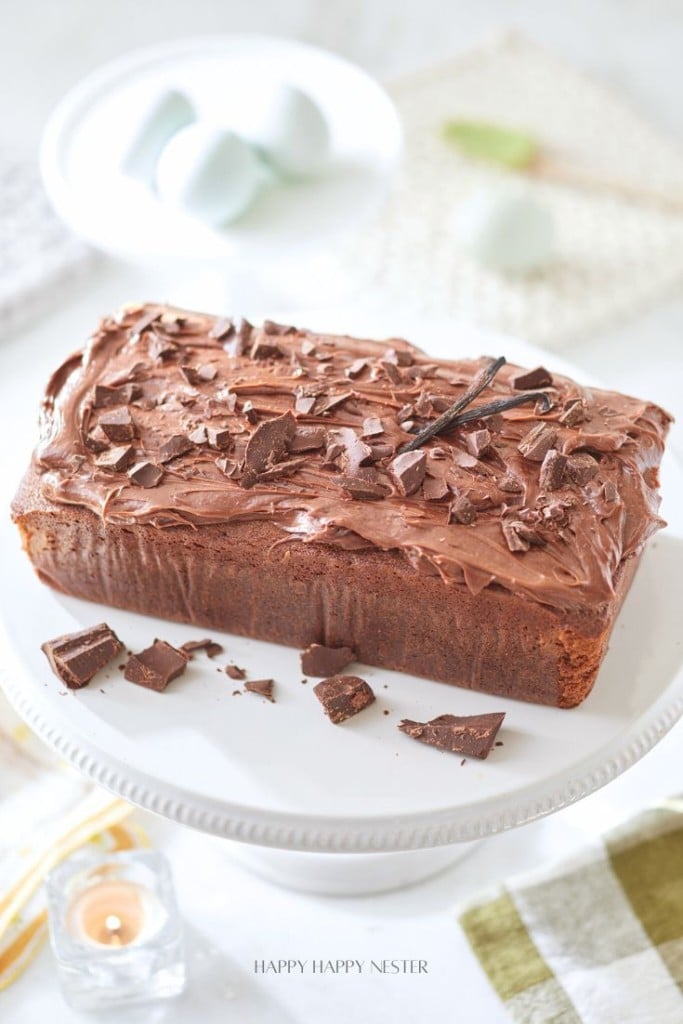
(2, 323, 682, 894)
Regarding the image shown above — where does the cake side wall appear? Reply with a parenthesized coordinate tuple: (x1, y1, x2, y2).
(12, 490, 624, 708)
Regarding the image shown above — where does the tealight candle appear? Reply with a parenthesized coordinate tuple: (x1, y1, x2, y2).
(46, 849, 185, 1011)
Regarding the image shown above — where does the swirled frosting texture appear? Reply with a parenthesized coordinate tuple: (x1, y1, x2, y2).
(35, 304, 671, 613)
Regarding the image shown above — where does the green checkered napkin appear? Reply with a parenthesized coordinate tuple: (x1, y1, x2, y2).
(459, 804, 683, 1023)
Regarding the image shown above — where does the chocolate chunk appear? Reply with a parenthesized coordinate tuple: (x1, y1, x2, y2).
(518, 423, 557, 462)
(208, 317, 234, 340)
(41, 623, 123, 689)
(498, 472, 524, 494)
(289, 426, 326, 452)
(313, 675, 375, 724)
(539, 449, 568, 491)
(159, 434, 193, 462)
(216, 457, 238, 477)
(362, 416, 384, 437)
(294, 395, 316, 415)
(511, 366, 553, 390)
(128, 461, 163, 488)
(345, 357, 368, 379)
(242, 401, 259, 425)
(315, 392, 353, 415)
(465, 429, 492, 458)
(242, 411, 296, 485)
(85, 425, 111, 452)
(207, 427, 232, 450)
(602, 480, 619, 502)
(301, 643, 355, 676)
(566, 453, 599, 485)
(414, 392, 434, 418)
(181, 364, 217, 384)
(397, 404, 414, 423)
(422, 475, 450, 501)
(250, 335, 284, 360)
(244, 678, 275, 702)
(398, 712, 505, 759)
(339, 472, 390, 501)
(334, 429, 373, 475)
(99, 407, 136, 442)
(384, 345, 413, 367)
(367, 443, 395, 461)
(128, 309, 162, 341)
(225, 664, 246, 680)
(254, 457, 306, 482)
(93, 383, 141, 408)
(449, 495, 476, 525)
(389, 450, 426, 496)
(300, 338, 317, 356)
(149, 334, 179, 360)
(380, 360, 403, 384)
(124, 640, 189, 692)
(559, 398, 588, 427)
(263, 320, 296, 336)
(95, 445, 134, 472)
(188, 425, 208, 445)
(501, 519, 541, 552)
(181, 638, 224, 658)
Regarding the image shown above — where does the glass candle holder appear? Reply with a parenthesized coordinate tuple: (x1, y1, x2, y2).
(46, 848, 185, 1011)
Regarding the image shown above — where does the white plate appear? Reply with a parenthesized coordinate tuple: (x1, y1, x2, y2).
(39, 35, 402, 266)
(2, 322, 682, 853)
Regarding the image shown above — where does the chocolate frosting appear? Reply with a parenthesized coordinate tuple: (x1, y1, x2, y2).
(34, 304, 671, 613)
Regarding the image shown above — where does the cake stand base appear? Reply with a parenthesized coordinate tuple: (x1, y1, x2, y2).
(222, 841, 479, 896)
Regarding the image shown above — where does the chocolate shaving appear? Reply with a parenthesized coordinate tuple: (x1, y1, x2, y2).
(128, 461, 163, 488)
(188, 425, 208, 445)
(207, 427, 232, 450)
(313, 675, 375, 724)
(380, 360, 403, 384)
(128, 309, 162, 341)
(242, 411, 296, 485)
(124, 639, 189, 692)
(362, 416, 384, 437)
(449, 495, 476, 525)
(511, 366, 553, 390)
(345, 357, 368, 379)
(518, 423, 558, 462)
(566, 453, 599, 485)
(41, 623, 123, 689)
(244, 678, 275, 702)
(559, 398, 588, 427)
(295, 395, 316, 415)
(99, 407, 136, 442)
(398, 712, 505, 759)
(315, 392, 353, 415)
(539, 449, 568, 491)
(95, 445, 134, 472)
(181, 638, 224, 658)
(338, 474, 389, 501)
(225, 664, 246, 680)
(93, 383, 141, 408)
(423, 475, 450, 501)
(388, 450, 426, 496)
(301, 643, 355, 676)
(250, 335, 284, 360)
(501, 519, 542, 552)
(289, 427, 327, 452)
(465, 428, 492, 458)
(159, 434, 193, 463)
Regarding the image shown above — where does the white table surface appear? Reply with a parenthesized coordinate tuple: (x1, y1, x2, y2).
(2, 3, 683, 1020)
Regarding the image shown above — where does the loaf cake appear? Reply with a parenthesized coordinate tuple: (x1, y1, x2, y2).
(12, 304, 671, 707)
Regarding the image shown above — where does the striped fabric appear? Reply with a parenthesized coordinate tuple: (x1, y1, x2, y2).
(459, 805, 683, 1024)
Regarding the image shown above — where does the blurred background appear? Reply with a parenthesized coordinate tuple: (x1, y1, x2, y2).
(4, 0, 683, 154)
